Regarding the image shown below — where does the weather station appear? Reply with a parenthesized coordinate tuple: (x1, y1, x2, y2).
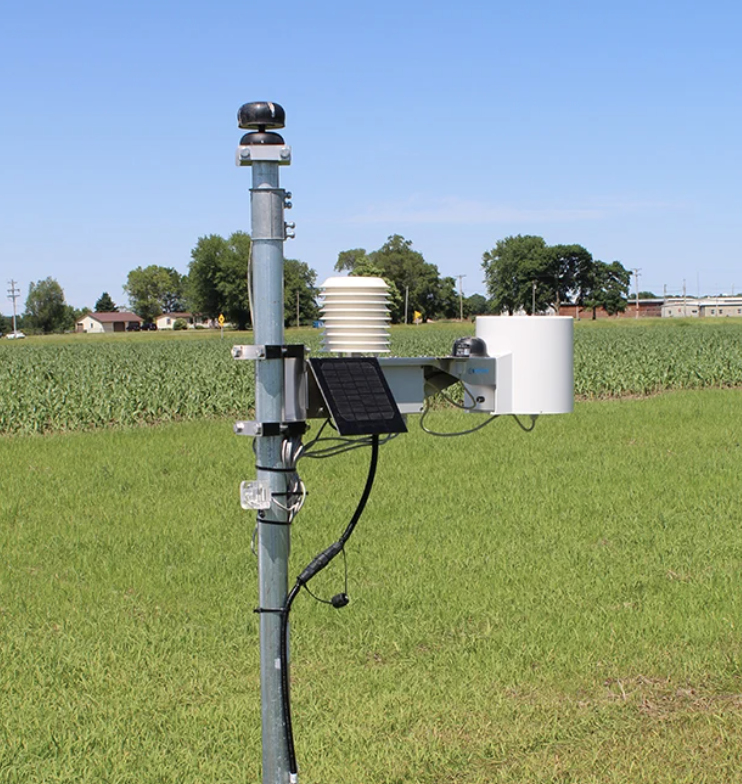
(232, 101, 574, 784)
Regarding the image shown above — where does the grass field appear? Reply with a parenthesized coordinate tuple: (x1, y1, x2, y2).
(3, 382, 742, 782)
(2, 320, 742, 782)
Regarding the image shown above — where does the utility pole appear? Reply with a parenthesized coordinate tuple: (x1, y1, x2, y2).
(296, 289, 300, 329)
(457, 274, 466, 321)
(683, 279, 687, 317)
(7, 280, 20, 335)
(236, 101, 293, 784)
(404, 285, 409, 325)
(532, 281, 536, 315)
(632, 268, 641, 319)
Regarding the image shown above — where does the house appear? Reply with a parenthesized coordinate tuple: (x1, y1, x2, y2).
(154, 312, 215, 329)
(155, 312, 194, 330)
(76, 311, 143, 333)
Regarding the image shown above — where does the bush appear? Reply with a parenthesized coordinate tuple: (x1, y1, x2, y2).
(173, 318, 188, 331)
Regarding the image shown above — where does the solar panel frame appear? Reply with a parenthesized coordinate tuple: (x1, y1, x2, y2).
(308, 357, 408, 436)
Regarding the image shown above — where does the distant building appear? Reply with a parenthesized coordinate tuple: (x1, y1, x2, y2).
(662, 298, 700, 318)
(154, 312, 217, 329)
(559, 299, 663, 320)
(155, 312, 194, 330)
(662, 296, 742, 318)
(76, 312, 143, 333)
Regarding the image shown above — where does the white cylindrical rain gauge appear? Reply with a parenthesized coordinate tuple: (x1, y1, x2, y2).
(319, 276, 391, 354)
(474, 316, 574, 415)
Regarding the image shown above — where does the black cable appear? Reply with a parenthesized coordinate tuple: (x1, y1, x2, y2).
(419, 400, 500, 437)
(279, 434, 380, 777)
(513, 414, 538, 432)
(303, 549, 348, 606)
(300, 430, 398, 460)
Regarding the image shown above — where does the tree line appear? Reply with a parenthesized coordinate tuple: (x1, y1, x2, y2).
(481, 235, 631, 318)
(3, 232, 632, 334)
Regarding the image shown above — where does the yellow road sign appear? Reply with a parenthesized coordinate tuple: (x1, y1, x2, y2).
(218, 314, 225, 326)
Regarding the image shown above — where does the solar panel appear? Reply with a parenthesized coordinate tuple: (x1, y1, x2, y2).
(309, 357, 407, 436)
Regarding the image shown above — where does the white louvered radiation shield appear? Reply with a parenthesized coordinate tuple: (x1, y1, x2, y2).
(319, 276, 391, 355)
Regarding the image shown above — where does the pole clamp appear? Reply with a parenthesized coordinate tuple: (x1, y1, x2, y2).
(234, 421, 308, 437)
(232, 344, 306, 361)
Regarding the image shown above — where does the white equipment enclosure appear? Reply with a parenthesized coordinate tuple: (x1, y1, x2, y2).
(473, 316, 574, 415)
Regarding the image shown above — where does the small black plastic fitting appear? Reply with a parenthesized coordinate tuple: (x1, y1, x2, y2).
(331, 593, 350, 609)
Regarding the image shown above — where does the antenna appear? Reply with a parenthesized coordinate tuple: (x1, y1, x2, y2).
(231, 103, 574, 784)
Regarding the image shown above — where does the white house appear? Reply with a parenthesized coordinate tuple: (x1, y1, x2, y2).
(155, 312, 208, 329)
(76, 312, 143, 333)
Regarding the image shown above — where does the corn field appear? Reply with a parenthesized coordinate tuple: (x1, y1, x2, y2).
(2, 321, 742, 435)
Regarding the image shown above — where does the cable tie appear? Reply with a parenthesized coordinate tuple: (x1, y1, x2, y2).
(253, 607, 284, 615)
(255, 465, 298, 473)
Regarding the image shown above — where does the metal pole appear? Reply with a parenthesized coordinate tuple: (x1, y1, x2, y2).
(237, 102, 292, 784)
(404, 286, 409, 324)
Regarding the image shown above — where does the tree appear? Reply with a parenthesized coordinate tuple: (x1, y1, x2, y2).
(436, 276, 459, 320)
(482, 235, 548, 315)
(338, 235, 446, 322)
(464, 293, 488, 317)
(95, 292, 117, 312)
(284, 259, 319, 327)
(581, 260, 631, 318)
(334, 248, 368, 273)
(541, 244, 592, 313)
(188, 232, 252, 330)
(123, 266, 186, 322)
(347, 256, 404, 321)
(25, 277, 71, 333)
(371, 235, 441, 322)
(638, 291, 658, 299)
(482, 236, 626, 317)
(65, 305, 88, 329)
(188, 232, 320, 331)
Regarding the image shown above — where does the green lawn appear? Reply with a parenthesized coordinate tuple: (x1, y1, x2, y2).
(2, 388, 742, 782)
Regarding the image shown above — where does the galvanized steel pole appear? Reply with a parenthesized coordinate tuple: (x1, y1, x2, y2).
(237, 102, 292, 784)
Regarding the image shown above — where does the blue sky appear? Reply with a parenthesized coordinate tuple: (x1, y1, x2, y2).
(2, 0, 741, 310)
